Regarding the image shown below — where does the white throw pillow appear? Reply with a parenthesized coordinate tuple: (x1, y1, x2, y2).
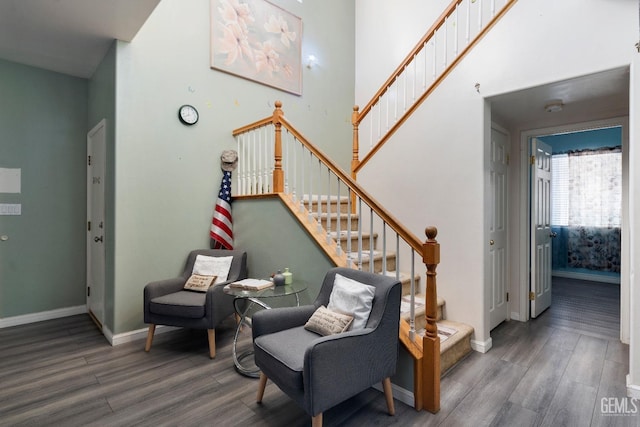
(192, 255, 234, 285)
(328, 273, 376, 330)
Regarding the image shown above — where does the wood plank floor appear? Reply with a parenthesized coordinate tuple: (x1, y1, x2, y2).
(0, 278, 636, 426)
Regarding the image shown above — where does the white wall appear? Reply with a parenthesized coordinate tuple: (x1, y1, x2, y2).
(355, 0, 450, 106)
(355, 0, 638, 352)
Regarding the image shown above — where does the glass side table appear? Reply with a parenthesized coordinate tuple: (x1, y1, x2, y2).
(224, 280, 308, 378)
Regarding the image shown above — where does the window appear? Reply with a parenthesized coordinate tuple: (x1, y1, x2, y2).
(551, 148, 621, 228)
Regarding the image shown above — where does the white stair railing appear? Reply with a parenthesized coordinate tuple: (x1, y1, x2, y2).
(233, 101, 442, 413)
(233, 102, 425, 341)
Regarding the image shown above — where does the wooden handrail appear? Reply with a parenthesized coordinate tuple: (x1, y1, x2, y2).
(352, 0, 518, 174)
(232, 116, 273, 136)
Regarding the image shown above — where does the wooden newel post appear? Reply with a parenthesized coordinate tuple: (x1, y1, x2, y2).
(351, 105, 360, 180)
(272, 100, 285, 193)
(350, 105, 360, 213)
(422, 226, 440, 413)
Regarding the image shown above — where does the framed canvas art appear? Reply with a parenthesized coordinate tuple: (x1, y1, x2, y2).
(210, 0, 302, 95)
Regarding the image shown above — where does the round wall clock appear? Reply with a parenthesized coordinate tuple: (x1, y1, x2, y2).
(178, 104, 199, 125)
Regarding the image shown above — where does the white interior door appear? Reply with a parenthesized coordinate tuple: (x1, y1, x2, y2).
(530, 138, 552, 318)
(489, 127, 508, 329)
(87, 119, 106, 328)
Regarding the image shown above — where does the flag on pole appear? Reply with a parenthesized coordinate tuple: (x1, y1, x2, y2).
(210, 170, 233, 249)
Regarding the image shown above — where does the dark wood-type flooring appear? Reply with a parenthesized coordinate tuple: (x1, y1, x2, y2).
(0, 277, 636, 426)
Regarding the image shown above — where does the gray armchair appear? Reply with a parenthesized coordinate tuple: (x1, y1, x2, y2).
(143, 249, 248, 358)
(252, 267, 401, 427)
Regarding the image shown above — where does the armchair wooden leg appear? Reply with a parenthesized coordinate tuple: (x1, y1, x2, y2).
(144, 324, 156, 352)
(382, 377, 395, 415)
(257, 372, 268, 403)
(311, 413, 323, 427)
(207, 329, 216, 359)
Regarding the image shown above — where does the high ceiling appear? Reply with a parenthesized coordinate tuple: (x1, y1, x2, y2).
(0, 0, 630, 127)
(0, 0, 161, 78)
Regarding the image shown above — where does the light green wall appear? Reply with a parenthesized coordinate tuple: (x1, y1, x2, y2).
(111, 0, 355, 333)
(233, 197, 335, 307)
(0, 59, 88, 317)
(88, 42, 117, 330)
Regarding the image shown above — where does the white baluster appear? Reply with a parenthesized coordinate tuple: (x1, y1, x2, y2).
(382, 221, 387, 274)
(357, 197, 363, 271)
(443, 17, 448, 70)
(412, 54, 417, 101)
(369, 207, 374, 273)
(316, 159, 322, 232)
(283, 130, 288, 195)
(385, 90, 389, 132)
(292, 133, 297, 202)
(377, 101, 381, 142)
(325, 167, 331, 241)
(466, 0, 471, 45)
(454, 4, 459, 56)
(336, 180, 342, 256)
(236, 134, 242, 196)
(256, 128, 267, 194)
(251, 132, 257, 195)
(423, 42, 428, 90)
(265, 126, 271, 193)
(432, 39, 436, 80)
(299, 144, 305, 212)
(346, 188, 353, 267)
(307, 150, 313, 221)
(409, 248, 416, 341)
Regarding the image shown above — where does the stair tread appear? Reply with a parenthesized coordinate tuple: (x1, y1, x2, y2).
(399, 294, 445, 317)
(329, 230, 376, 238)
(347, 250, 394, 260)
(406, 319, 473, 355)
(311, 212, 358, 219)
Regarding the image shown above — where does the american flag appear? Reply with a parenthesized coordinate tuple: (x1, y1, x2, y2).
(210, 170, 233, 249)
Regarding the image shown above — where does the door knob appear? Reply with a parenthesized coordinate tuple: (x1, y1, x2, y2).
(94, 236, 103, 243)
(489, 240, 495, 245)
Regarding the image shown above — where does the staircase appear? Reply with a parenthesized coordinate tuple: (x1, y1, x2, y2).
(309, 197, 473, 375)
(230, 0, 518, 413)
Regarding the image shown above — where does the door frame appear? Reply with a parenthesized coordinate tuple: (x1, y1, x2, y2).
(529, 138, 553, 318)
(517, 117, 629, 343)
(487, 123, 510, 330)
(86, 119, 107, 330)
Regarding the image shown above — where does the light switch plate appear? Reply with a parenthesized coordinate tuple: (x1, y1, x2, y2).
(0, 204, 21, 215)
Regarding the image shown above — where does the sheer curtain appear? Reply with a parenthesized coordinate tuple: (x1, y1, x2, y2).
(551, 147, 622, 272)
(567, 147, 622, 227)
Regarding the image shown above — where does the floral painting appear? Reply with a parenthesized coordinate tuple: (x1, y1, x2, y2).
(210, 0, 302, 95)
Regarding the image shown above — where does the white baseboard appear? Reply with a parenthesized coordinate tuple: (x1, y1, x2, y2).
(471, 337, 493, 353)
(372, 381, 414, 408)
(0, 305, 86, 328)
(510, 312, 521, 321)
(627, 375, 640, 398)
(108, 324, 180, 346)
(552, 270, 620, 284)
